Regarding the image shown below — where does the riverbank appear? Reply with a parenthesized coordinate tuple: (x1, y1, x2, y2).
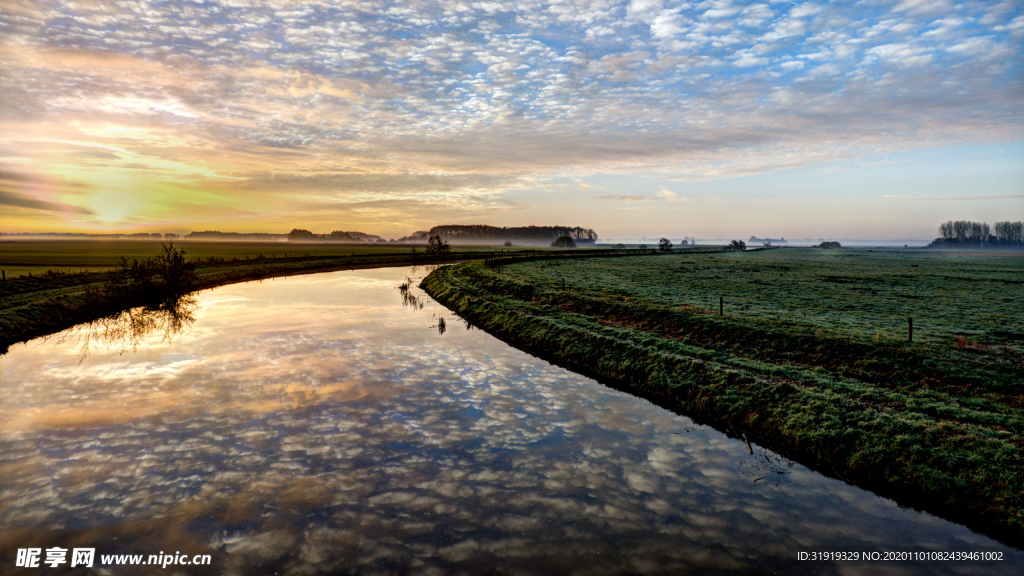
(421, 255, 1023, 546)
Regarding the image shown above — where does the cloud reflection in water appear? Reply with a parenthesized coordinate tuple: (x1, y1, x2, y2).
(0, 268, 1015, 575)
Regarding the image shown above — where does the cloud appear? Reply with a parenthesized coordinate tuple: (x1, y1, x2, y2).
(891, 0, 954, 17)
(737, 4, 774, 27)
(0, 189, 96, 215)
(598, 195, 651, 202)
(946, 38, 997, 57)
(864, 43, 933, 67)
(732, 49, 769, 67)
(656, 189, 690, 201)
(880, 194, 1022, 203)
(788, 4, 822, 19)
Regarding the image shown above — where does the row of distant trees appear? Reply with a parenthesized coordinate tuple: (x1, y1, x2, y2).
(185, 231, 282, 240)
(4, 232, 179, 239)
(428, 225, 598, 245)
(286, 229, 385, 242)
(933, 221, 1023, 246)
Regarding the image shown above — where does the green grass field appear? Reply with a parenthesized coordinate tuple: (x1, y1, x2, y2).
(0, 239, 528, 278)
(422, 248, 1024, 544)
(510, 248, 1024, 347)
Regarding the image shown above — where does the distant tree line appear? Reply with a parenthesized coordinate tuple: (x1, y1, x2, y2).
(749, 236, 787, 244)
(398, 231, 430, 242)
(186, 231, 286, 240)
(4, 232, 177, 239)
(286, 229, 385, 242)
(428, 225, 598, 245)
(992, 221, 1023, 243)
(932, 220, 1023, 246)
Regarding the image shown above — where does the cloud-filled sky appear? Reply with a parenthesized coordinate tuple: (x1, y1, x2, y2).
(1, 0, 1021, 240)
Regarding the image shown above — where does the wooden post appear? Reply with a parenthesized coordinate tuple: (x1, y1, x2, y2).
(720, 296, 724, 316)
(908, 317, 913, 342)
(562, 277, 565, 289)
(2, 270, 4, 281)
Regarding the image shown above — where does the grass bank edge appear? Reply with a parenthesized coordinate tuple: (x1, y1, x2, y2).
(421, 260, 1023, 547)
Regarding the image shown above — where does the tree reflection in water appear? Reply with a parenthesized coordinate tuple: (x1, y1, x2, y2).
(57, 294, 199, 362)
(431, 313, 447, 335)
(397, 276, 425, 310)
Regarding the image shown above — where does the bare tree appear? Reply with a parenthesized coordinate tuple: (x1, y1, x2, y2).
(426, 235, 451, 257)
(994, 221, 1023, 243)
(939, 221, 953, 240)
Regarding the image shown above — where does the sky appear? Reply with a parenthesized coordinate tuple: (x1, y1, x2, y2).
(1, 0, 1021, 241)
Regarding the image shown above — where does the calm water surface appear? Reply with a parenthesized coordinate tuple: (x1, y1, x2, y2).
(1, 267, 1017, 575)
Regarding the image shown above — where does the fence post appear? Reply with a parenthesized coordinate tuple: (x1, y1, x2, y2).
(720, 296, 723, 316)
(908, 317, 913, 342)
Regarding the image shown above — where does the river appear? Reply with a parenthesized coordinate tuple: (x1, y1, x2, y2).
(0, 266, 1017, 575)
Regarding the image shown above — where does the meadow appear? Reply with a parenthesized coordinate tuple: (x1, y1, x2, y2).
(0, 239, 499, 278)
(515, 248, 1024, 347)
(421, 247, 1024, 544)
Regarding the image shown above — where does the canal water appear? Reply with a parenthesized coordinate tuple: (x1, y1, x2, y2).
(0, 267, 1017, 575)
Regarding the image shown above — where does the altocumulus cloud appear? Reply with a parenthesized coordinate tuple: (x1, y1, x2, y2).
(0, 0, 1020, 228)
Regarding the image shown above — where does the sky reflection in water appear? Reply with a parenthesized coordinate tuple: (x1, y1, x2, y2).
(1, 267, 1016, 575)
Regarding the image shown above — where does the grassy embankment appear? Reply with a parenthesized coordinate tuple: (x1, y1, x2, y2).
(0, 240, 550, 353)
(422, 248, 1024, 545)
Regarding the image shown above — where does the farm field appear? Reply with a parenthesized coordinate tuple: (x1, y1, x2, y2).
(515, 247, 1024, 347)
(421, 248, 1024, 544)
(0, 239, 531, 278)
